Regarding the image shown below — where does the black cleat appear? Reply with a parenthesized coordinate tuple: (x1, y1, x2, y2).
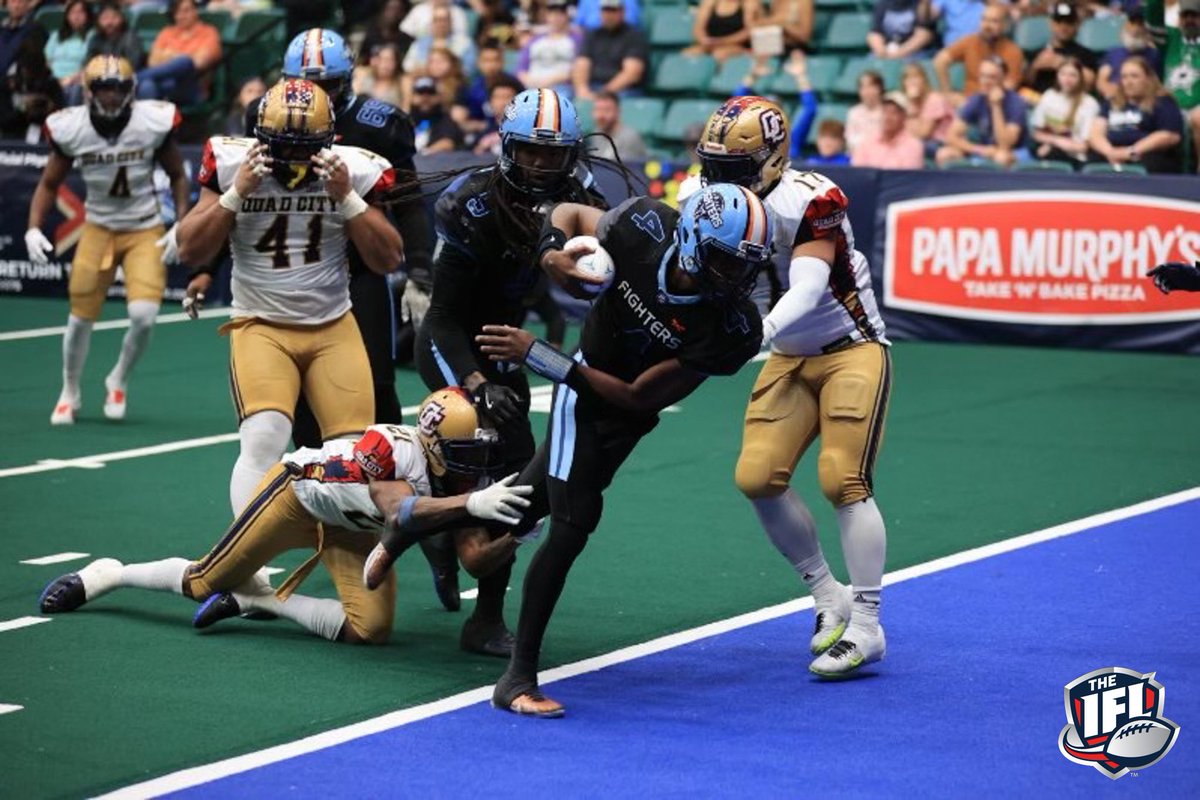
(193, 592, 241, 630)
(492, 670, 564, 718)
(39, 574, 86, 614)
(460, 616, 514, 658)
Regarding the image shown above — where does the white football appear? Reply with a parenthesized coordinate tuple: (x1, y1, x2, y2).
(1103, 717, 1175, 766)
(565, 235, 614, 297)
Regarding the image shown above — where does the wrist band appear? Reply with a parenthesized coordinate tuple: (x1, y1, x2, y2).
(525, 339, 576, 383)
(340, 190, 369, 220)
(218, 186, 242, 213)
(536, 215, 569, 264)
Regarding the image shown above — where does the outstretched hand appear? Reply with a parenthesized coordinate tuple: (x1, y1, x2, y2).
(477, 324, 535, 363)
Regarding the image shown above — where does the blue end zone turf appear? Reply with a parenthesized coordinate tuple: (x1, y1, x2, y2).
(165, 501, 1200, 799)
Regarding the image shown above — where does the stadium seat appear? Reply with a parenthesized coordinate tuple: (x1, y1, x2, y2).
(1015, 160, 1076, 173)
(817, 0, 869, 8)
(227, 9, 287, 46)
(833, 57, 904, 97)
(806, 102, 851, 143)
(765, 54, 843, 98)
(940, 159, 1003, 170)
(821, 12, 873, 51)
(132, 10, 169, 44)
(1079, 15, 1124, 52)
(1015, 16, 1051, 52)
(662, 98, 721, 141)
(199, 9, 233, 37)
(1081, 162, 1149, 175)
(709, 55, 758, 97)
(650, 7, 694, 49)
(34, 5, 63, 32)
(654, 52, 716, 95)
(575, 98, 595, 132)
(620, 97, 667, 140)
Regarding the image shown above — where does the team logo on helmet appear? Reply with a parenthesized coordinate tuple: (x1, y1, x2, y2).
(284, 80, 316, 108)
(696, 190, 725, 229)
(1059, 667, 1179, 780)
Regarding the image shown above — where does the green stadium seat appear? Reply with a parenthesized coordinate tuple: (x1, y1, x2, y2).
(654, 52, 716, 95)
(766, 54, 842, 97)
(709, 55, 775, 97)
(833, 57, 903, 97)
(621, 96, 667, 140)
(940, 159, 1003, 170)
(1079, 15, 1124, 52)
(806, 102, 851, 143)
(199, 9, 233, 37)
(812, 11, 832, 44)
(1080, 162, 1149, 175)
(650, 7, 694, 49)
(34, 5, 63, 32)
(227, 9, 287, 46)
(1015, 160, 1076, 173)
(817, 0, 869, 8)
(1015, 16, 1050, 52)
(821, 12, 873, 51)
(574, 97, 595, 132)
(662, 98, 720, 141)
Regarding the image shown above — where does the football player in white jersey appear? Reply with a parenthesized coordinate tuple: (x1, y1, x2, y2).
(177, 78, 405, 516)
(682, 96, 892, 678)
(26, 55, 191, 425)
(38, 389, 531, 646)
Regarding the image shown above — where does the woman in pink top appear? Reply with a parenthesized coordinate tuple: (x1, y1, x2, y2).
(844, 70, 885, 154)
(901, 62, 954, 159)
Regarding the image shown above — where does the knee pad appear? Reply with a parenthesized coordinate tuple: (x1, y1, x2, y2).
(735, 448, 789, 499)
(126, 299, 159, 332)
(817, 450, 871, 507)
(239, 410, 293, 469)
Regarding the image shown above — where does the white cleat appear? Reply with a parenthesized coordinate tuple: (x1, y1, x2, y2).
(103, 385, 127, 420)
(50, 397, 81, 425)
(810, 582, 853, 655)
(809, 625, 886, 679)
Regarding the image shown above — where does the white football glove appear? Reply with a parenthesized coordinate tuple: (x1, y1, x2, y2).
(25, 228, 53, 264)
(400, 279, 431, 327)
(465, 473, 532, 526)
(156, 224, 179, 265)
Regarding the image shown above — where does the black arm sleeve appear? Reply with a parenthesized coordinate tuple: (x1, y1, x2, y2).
(423, 241, 486, 383)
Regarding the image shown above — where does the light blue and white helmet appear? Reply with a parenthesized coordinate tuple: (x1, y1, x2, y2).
(498, 88, 583, 195)
(676, 183, 773, 302)
(283, 29, 355, 112)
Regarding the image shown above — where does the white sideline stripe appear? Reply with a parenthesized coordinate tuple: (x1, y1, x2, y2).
(0, 616, 52, 634)
(99, 485, 1200, 800)
(0, 387, 562, 480)
(458, 588, 478, 600)
(20, 552, 90, 566)
(0, 307, 230, 342)
(261, 567, 285, 577)
(0, 704, 24, 716)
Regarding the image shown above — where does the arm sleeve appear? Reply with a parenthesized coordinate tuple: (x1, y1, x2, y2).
(790, 90, 819, 159)
(762, 256, 832, 343)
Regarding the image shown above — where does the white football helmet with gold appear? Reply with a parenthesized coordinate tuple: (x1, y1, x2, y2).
(696, 96, 791, 197)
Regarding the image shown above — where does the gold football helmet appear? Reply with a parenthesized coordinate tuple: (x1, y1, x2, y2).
(83, 55, 136, 122)
(255, 78, 336, 173)
(416, 388, 500, 481)
(696, 96, 791, 197)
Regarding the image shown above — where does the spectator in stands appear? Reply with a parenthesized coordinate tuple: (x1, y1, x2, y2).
(853, 92, 926, 167)
(404, 45, 468, 114)
(845, 69, 886, 154)
(355, 42, 406, 107)
(868, 0, 936, 61)
(572, 0, 649, 100)
(405, 2, 478, 78)
(1024, 3, 1098, 95)
(1030, 57, 1099, 165)
(1152, 0, 1200, 171)
(474, 0, 520, 48)
(757, 0, 814, 54)
(902, 61, 954, 158)
(930, 0, 985, 47)
(685, 0, 763, 64)
(473, 74, 523, 153)
(45, 0, 94, 103)
(1088, 54, 1185, 173)
(586, 90, 647, 161)
(223, 75, 266, 135)
(86, 3, 143, 69)
(360, 0, 415, 68)
(1095, 10, 1159, 101)
(138, 0, 222, 105)
(933, 1, 1024, 100)
(1, 0, 48, 78)
(937, 56, 1029, 166)
(805, 118, 850, 165)
(402, 0, 471, 41)
(462, 41, 519, 125)
(0, 33, 63, 142)
(410, 75, 466, 153)
(576, 0, 642, 30)
(517, 0, 579, 95)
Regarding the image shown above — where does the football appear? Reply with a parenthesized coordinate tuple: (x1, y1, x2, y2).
(564, 235, 614, 296)
(1103, 717, 1176, 767)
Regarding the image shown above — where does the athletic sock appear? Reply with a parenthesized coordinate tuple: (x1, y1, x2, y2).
(229, 410, 293, 514)
(238, 591, 346, 642)
(473, 556, 512, 625)
(119, 558, 190, 594)
(61, 315, 93, 402)
(836, 497, 886, 632)
(751, 490, 837, 599)
(106, 300, 158, 390)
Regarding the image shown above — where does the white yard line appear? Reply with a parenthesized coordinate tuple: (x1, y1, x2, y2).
(19, 552, 90, 566)
(0, 616, 51, 634)
(0, 704, 24, 716)
(0, 308, 230, 342)
(98, 485, 1200, 800)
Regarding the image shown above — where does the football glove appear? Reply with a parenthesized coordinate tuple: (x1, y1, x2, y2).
(156, 224, 179, 265)
(465, 473, 533, 526)
(1148, 262, 1200, 294)
(25, 228, 53, 264)
(472, 381, 523, 426)
(400, 279, 431, 327)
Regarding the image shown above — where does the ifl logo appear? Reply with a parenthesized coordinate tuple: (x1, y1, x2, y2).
(1059, 668, 1180, 779)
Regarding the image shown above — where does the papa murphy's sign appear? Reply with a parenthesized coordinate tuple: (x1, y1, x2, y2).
(884, 191, 1200, 325)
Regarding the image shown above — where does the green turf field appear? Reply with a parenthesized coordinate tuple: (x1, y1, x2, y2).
(1, 296, 1197, 798)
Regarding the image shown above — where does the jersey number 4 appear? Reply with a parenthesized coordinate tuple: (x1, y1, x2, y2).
(108, 166, 131, 198)
(253, 214, 323, 269)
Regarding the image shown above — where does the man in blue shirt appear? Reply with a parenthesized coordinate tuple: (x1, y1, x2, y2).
(936, 55, 1029, 166)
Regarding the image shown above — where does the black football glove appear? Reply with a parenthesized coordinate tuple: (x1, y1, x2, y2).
(1148, 262, 1200, 294)
(472, 382, 524, 426)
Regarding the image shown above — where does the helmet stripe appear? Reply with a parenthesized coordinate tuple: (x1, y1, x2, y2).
(739, 186, 767, 246)
(535, 89, 560, 132)
(303, 29, 324, 69)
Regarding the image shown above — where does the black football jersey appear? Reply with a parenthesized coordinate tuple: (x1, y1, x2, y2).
(582, 197, 762, 383)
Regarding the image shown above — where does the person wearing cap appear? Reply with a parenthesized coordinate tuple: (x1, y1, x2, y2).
(517, 0, 581, 96)
(937, 55, 1030, 166)
(933, 1, 1024, 101)
(411, 76, 466, 154)
(572, 0, 650, 100)
(1147, 0, 1200, 170)
(1024, 3, 1098, 95)
(1096, 10, 1162, 101)
(852, 92, 926, 168)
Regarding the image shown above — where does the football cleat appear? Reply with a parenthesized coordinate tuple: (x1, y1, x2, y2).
(492, 672, 564, 719)
(809, 625, 886, 679)
(362, 542, 397, 592)
(39, 574, 86, 613)
(460, 616, 514, 658)
(50, 398, 80, 425)
(810, 582, 853, 655)
(193, 592, 241, 629)
(103, 387, 126, 420)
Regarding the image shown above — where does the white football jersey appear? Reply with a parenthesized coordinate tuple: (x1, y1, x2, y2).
(679, 170, 887, 356)
(44, 100, 179, 231)
(287, 424, 431, 533)
(197, 137, 395, 325)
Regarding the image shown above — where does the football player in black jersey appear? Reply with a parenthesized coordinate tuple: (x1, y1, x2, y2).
(472, 183, 772, 717)
(415, 88, 608, 656)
